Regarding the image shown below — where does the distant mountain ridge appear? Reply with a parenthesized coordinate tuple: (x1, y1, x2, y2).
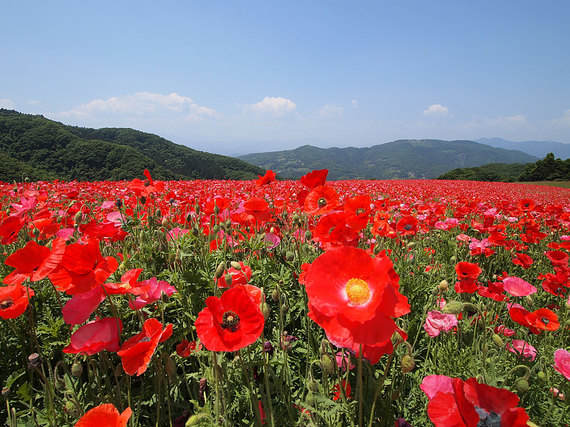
(477, 137, 570, 159)
(239, 139, 538, 180)
(0, 109, 264, 182)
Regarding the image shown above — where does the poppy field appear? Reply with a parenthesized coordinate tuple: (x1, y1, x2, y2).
(0, 169, 569, 426)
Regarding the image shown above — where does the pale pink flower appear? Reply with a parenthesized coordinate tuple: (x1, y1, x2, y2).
(335, 351, 355, 372)
(506, 340, 537, 361)
(128, 278, 177, 310)
(423, 311, 458, 337)
(502, 276, 537, 297)
(445, 218, 459, 228)
(420, 375, 454, 399)
(456, 233, 470, 242)
(434, 221, 448, 230)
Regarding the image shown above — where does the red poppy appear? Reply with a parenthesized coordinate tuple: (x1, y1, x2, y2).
(217, 262, 252, 288)
(332, 379, 351, 401)
(546, 250, 569, 267)
(302, 247, 409, 361)
(243, 197, 272, 223)
(256, 170, 276, 186)
(176, 339, 203, 357)
(303, 185, 340, 215)
(63, 317, 123, 355)
(312, 211, 359, 250)
(0, 284, 35, 319)
(509, 307, 559, 334)
(517, 198, 536, 212)
(421, 376, 529, 426)
(48, 237, 118, 295)
(128, 169, 164, 197)
(117, 318, 173, 376)
(454, 262, 482, 293)
(62, 286, 106, 325)
(102, 268, 150, 296)
(511, 252, 533, 269)
(4, 239, 65, 285)
(396, 216, 419, 236)
(344, 195, 372, 230)
(300, 169, 328, 189)
(195, 285, 265, 352)
(74, 403, 132, 427)
(0, 215, 25, 245)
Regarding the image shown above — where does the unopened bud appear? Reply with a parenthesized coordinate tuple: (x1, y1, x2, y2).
(304, 230, 312, 240)
(71, 362, 83, 378)
(261, 302, 270, 319)
(492, 334, 504, 348)
(215, 262, 225, 278)
(320, 354, 335, 375)
(401, 354, 415, 373)
(271, 288, 280, 302)
(438, 280, 449, 292)
(74, 211, 83, 225)
(305, 391, 316, 407)
(161, 217, 169, 227)
(230, 261, 242, 270)
(537, 371, 546, 385)
(185, 413, 212, 426)
(285, 251, 295, 261)
(514, 378, 529, 394)
(442, 301, 464, 315)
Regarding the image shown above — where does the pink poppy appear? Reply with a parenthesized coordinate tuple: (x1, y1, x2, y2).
(423, 311, 458, 337)
(420, 375, 454, 399)
(506, 340, 537, 361)
(553, 349, 570, 381)
(63, 317, 123, 355)
(502, 276, 537, 297)
(128, 278, 177, 310)
(62, 286, 106, 325)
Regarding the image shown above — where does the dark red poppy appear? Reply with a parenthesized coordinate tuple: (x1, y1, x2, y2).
(300, 169, 328, 189)
(303, 185, 340, 215)
(256, 170, 276, 186)
(195, 285, 265, 352)
(454, 262, 482, 294)
(176, 339, 203, 357)
(302, 247, 409, 361)
(422, 376, 529, 426)
(4, 238, 65, 285)
(546, 250, 569, 267)
(63, 317, 123, 355)
(74, 403, 132, 427)
(117, 318, 173, 376)
(0, 284, 35, 319)
(48, 237, 118, 295)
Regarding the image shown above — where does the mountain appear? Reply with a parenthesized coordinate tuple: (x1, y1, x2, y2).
(477, 138, 570, 160)
(239, 139, 538, 180)
(0, 109, 264, 182)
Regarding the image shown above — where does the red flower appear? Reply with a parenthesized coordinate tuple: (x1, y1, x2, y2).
(421, 376, 529, 426)
(49, 237, 118, 295)
(332, 379, 351, 401)
(74, 403, 132, 427)
(344, 195, 372, 230)
(454, 262, 482, 293)
(302, 247, 410, 363)
(62, 286, 106, 325)
(243, 197, 272, 223)
(217, 262, 252, 288)
(0, 216, 25, 245)
(312, 211, 359, 250)
(396, 215, 419, 236)
(176, 339, 203, 357)
(195, 285, 265, 352)
(0, 284, 34, 319)
(256, 170, 276, 186)
(102, 268, 150, 296)
(3, 239, 65, 285)
(117, 318, 173, 376)
(517, 198, 535, 212)
(63, 317, 123, 355)
(303, 185, 340, 215)
(546, 250, 569, 267)
(512, 252, 533, 269)
(300, 169, 328, 189)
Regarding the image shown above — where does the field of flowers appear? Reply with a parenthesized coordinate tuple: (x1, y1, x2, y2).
(0, 169, 569, 426)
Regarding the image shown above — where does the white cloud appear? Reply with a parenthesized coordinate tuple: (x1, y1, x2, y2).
(316, 104, 344, 119)
(56, 92, 218, 122)
(423, 104, 449, 117)
(0, 98, 16, 109)
(487, 114, 529, 128)
(247, 96, 296, 117)
(351, 100, 358, 109)
(552, 109, 570, 126)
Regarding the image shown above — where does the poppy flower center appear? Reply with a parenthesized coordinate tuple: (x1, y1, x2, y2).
(0, 298, 14, 309)
(221, 311, 241, 332)
(541, 317, 549, 325)
(345, 278, 370, 305)
(404, 224, 412, 230)
(318, 197, 328, 208)
(474, 407, 501, 426)
(356, 208, 365, 215)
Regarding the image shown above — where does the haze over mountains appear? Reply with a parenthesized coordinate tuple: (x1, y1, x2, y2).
(477, 138, 570, 159)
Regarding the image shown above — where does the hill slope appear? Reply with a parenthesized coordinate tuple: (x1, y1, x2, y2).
(239, 139, 538, 180)
(477, 137, 570, 160)
(0, 109, 264, 182)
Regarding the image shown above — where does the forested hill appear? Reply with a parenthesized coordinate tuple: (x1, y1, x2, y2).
(239, 139, 538, 180)
(0, 109, 264, 182)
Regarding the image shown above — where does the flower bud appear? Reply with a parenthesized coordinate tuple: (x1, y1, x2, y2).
(442, 301, 464, 315)
(320, 354, 336, 375)
(438, 280, 449, 292)
(271, 288, 280, 302)
(305, 230, 312, 240)
(71, 362, 83, 378)
(230, 261, 242, 270)
(305, 391, 316, 407)
(261, 302, 270, 319)
(492, 334, 504, 348)
(401, 354, 415, 373)
(537, 371, 546, 385)
(185, 413, 212, 426)
(285, 251, 295, 262)
(74, 211, 83, 225)
(514, 378, 529, 394)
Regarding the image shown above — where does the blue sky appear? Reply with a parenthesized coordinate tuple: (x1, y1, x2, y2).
(1, 1, 569, 154)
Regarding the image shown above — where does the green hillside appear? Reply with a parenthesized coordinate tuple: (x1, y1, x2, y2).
(239, 139, 538, 180)
(0, 109, 264, 182)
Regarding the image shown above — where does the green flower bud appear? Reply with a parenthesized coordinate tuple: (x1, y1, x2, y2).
(537, 371, 546, 385)
(271, 288, 280, 302)
(230, 261, 242, 270)
(261, 302, 270, 319)
(185, 413, 213, 426)
(401, 354, 415, 373)
(492, 334, 504, 348)
(285, 251, 295, 262)
(514, 378, 529, 394)
(438, 280, 449, 292)
(71, 362, 83, 378)
(305, 391, 316, 407)
(442, 301, 464, 315)
(320, 354, 336, 375)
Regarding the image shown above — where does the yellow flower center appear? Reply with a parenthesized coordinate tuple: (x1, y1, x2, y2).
(345, 278, 370, 305)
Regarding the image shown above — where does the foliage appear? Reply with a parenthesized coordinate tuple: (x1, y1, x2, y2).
(0, 109, 265, 182)
(437, 163, 527, 182)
